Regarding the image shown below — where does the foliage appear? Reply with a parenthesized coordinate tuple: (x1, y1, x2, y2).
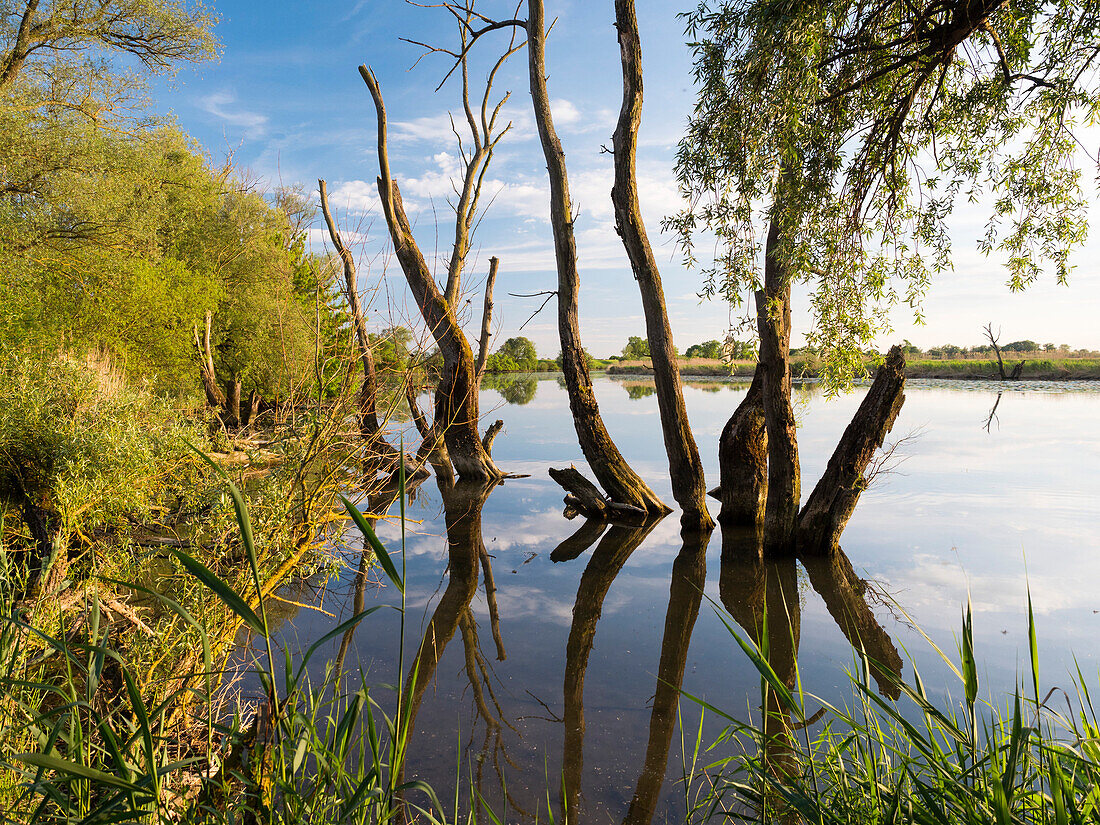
(1004, 339, 1040, 353)
(672, 0, 1100, 387)
(494, 336, 537, 371)
(695, 591, 1100, 825)
(372, 326, 414, 372)
(622, 335, 651, 360)
(0, 352, 205, 539)
(685, 339, 724, 359)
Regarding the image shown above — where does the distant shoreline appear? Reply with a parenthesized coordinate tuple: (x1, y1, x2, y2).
(604, 357, 1100, 380)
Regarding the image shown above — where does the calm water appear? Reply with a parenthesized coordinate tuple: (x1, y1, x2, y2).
(272, 374, 1100, 823)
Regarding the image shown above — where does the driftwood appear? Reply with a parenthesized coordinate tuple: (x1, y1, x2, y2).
(548, 466, 648, 523)
(710, 370, 768, 527)
(798, 346, 906, 555)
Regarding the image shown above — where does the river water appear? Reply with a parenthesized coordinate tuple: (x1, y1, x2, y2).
(273, 374, 1100, 823)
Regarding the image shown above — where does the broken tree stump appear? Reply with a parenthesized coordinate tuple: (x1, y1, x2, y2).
(548, 466, 649, 523)
(709, 369, 768, 527)
(797, 345, 906, 555)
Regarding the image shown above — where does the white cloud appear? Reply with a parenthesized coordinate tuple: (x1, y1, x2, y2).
(198, 91, 269, 137)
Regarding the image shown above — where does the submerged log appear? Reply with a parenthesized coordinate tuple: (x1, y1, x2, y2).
(711, 369, 768, 527)
(548, 466, 649, 523)
(798, 345, 906, 555)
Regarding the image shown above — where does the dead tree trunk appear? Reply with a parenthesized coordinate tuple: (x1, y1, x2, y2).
(475, 256, 499, 379)
(757, 213, 800, 555)
(223, 377, 242, 429)
(548, 466, 649, 523)
(611, 0, 712, 533)
(711, 369, 768, 527)
(193, 311, 226, 409)
(360, 67, 501, 482)
(798, 346, 906, 555)
(318, 178, 384, 443)
(526, 0, 668, 516)
(984, 322, 1008, 379)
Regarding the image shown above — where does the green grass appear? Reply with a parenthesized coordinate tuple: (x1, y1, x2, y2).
(690, 590, 1100, 825)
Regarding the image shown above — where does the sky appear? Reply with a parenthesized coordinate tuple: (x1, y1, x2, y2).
(148, 0, 1100, 359)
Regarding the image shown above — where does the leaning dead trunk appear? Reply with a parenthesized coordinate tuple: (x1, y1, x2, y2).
(711, 369, 768, 526)
(475, 257, 499, 379)
(360, 67, 501, 481)
(798, 346, 906, 555)
(526, 0, 667, 516)
(757, 212, 800, 555)
(611, 0, 712, 532)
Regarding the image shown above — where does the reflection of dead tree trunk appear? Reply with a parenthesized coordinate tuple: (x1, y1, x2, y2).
(318, 178, 386, 446)
(623, 530, 710, 825)
(394, 477, 497, 813)
(611, 0, 712, 532)
(983, 391, 1003, 432)
(526, 0, 668, 516)
(711, 370, 768, 527)
(802, 550, 902, 698)
(561, 519, 664, 825)
(550, 518, 608, 563)
(359, 38, 515, 480)
(475, 256, 499, 379)
(798, 346, 906, 555)
(193, 311, 226, 408)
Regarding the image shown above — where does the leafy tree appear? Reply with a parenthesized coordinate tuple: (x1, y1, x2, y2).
(685, 340, 724, 359)
(496, 336, 537, 370)
(673, 0, 1100, 385)
(372, 326, 414, 371)
(1004, 340, 1039, 353)
(621, 336, 650, 360)
(484, 352, 518, 373)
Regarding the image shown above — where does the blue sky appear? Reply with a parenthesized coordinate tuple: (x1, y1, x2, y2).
(149, 0, 1100, 358)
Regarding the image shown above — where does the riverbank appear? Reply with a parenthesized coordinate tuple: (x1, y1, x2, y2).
(607, 356, 1100, 380)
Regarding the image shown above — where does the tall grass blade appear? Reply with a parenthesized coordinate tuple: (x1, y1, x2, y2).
(342, 495, 404, 593)
(170, 548, 265, 636)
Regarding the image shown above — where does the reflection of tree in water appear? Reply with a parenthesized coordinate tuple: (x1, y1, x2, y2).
(482, 372, 538, 405)
(549, 514, 903, 825)
(334, 462, 524, 819)
(622, 382, 658, 400)
(719, 525, 902, 797)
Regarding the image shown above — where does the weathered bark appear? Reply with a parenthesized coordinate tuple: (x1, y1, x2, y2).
(623, 530, 710, 825)
(481, 419, 504, 455)
(318, 178, 383, 441)
(361, 66, 501, 481)
(802, 549, 903, 699)
(561, 519, 663, 825)
(223, 377, 241, 429)
(0, 0, 40, 92)
(757, 214, 800, 555)
(548, 466, 649, 523)
(711, 369, 768, 527)
(405, 379, 450, 467)
(611, 0, 712, 533)
(798, 346, 906, 555)
(475, 256, 499, 379)
(193, 312, 226, 408)
(526, 0, 668, 516)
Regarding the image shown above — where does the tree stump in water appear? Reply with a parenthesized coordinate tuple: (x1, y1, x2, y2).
(798, 346, 907, 555)
(710, 369, 768, 527)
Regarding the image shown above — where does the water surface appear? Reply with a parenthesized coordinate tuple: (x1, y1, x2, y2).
(275, 374, 1100, 823)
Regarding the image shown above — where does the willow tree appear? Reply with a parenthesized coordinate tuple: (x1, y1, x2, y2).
(672, 0, 1100, 550)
